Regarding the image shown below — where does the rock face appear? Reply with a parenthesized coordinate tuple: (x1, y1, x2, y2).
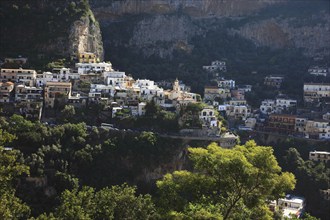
(129, 14, 198, 58)
(232, 12, 330, 57)
(90, 0, 276, 19)
(90, 0, 330, 59)
(0, 0, 104, 63)
(69, 15, 104, 60)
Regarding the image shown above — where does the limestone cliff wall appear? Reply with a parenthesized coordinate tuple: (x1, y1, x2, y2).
(90, 0, 330, 59)
(69, 15, 104, 60)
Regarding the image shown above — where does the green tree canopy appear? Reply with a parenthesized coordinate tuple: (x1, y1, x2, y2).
(0, 146, 30, 219)
(157, 140, 296, 219)
(40, 184, 157, 220)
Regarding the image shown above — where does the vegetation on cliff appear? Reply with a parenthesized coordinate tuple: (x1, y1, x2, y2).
(1, 116, 327, 219)
(0, 0, 102, 69)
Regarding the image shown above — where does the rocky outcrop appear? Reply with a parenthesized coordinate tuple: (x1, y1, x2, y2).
(232, 12, 330, 56)
(0, 0, 104, 64)
(91, 0, 330, 59)
(69, 14, 104, 60)
(91, 0, 277, 20)
(129, 14, 198, 58)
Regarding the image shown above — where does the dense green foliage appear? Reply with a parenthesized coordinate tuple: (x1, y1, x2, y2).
(157, 141, 296, 219)
(0, 145, 30, 219)
(1, 116, 326, 219)
(32, 184, 157, 220)
(282, 148, 330, 219)
(0, 0, 92, 68)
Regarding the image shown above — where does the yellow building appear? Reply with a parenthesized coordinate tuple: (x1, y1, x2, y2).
(78, 52, 98, 63)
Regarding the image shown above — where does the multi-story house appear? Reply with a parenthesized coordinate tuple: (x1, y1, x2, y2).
(135, 79, 164, 102)
(309, 151, 330, 162)
(88, 84, 115, 103)
(303, 83, 330, 103)
(260, 99, 276, 114)
(0, 81, 14, 103)
(231, 89, 245, 100)
(227, 98, 247, 106)
(0, 68, 37, 86)
(217, 78, 235, 89)
(203, 60, 226, 72)
(104, 71, 126, 85)
(80, 73, 103, 84)
(15, 85, 43, 102)
(295, 117, 308, 134)
(305, 119, 330, 139)
(275, 98, 297, 113)
(78, 52, 98, 63)
(76, 62, 113, 74)
(265, 114, 296, 134)
(36, 68, 79, 87)
(323, 112, 330, 121)
(237, 85, 252, 92)
(308, 66, 328, 77)
(204, 86, 231, 102)
(278, 195, 305, 219)
(44, 82, 72, 108)
(220, 104, 251, 120)
(264, 76, 284, 89)
(199, 106, 218, 127)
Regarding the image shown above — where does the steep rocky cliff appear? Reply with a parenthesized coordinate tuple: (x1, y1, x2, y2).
(0, 0, 103, 66)
(69, 14, 104, 60)
(90, 0, 330, 60)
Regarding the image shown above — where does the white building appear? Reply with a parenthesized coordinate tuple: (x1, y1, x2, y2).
(0, 68, 37, 86)
(305, 119, 330, 139)
(308, 66, 328, 77)
(104, 71, 127, 86)
(76, 62, 113, 74)
(260, 99, 276, 114)
(275, 98, 297, 113)
(203, 60, 226, 72)
(295, 117, 307, 133)
(309, 151, 330, 162)
(36, 68, 79, 87)
(199, 106, 218, 127)
(221, 105, 251, 120)
(217, 79, 235, 89)
(323, 112, 330, 121)
(278, 195, 305, 219)
(245, 118, 256, 129)
(304, 83, 330, 103)
(15, 85, 43, 102)
(135, 79, 164, 102)
(138, 102, 146, 116)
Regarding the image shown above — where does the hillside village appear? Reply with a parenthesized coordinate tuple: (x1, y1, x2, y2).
(1, 53, 329, 219)
(0, 54, 329, 143)
(1, 53, 329, 142)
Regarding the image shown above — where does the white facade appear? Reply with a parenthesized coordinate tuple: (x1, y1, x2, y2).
(304, 83, 330, 103)
(278, 195, 305, 219)
(260, 99, 276, 114)
(138, 102, 146, 116)
(105, 71, 127, 86)
(245, 118, 256, 129)
(76, 62, 113, 74)
(308, 66, 328, 77)
(17, 71, 37, 87)
(309, 151, 330, 162)
(135, 79, 164, 101)
(275, 98, 297, 113)
(217, 79, 235, 89)
(295, 117, 307, 133)
(203, 60, 226, 72)
(15, 85, 43, 102)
